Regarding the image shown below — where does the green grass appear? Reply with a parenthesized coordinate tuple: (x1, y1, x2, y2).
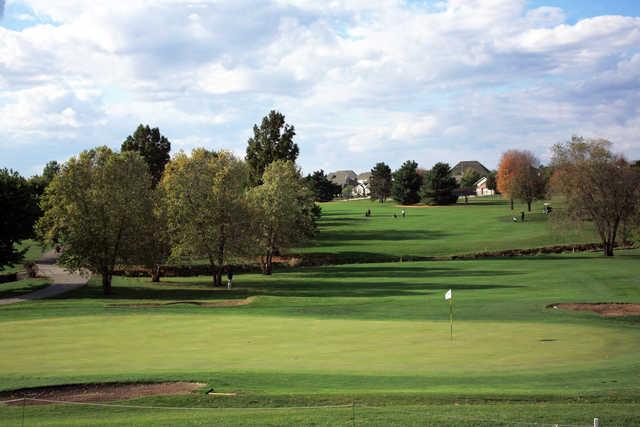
(0, 278, 49, 299)
(294, 197, 598, 262)
(1, 250, 639, 424)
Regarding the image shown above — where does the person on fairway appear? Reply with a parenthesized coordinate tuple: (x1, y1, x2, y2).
(227, 268, 234, 289)
(401, 209, 406, 218)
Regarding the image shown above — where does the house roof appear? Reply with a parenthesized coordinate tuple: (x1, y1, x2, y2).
(357, 172, 371, 181)
(450, 161, 491, 178)
(474, 176, 487, 186)
(328, 170, 358, 186)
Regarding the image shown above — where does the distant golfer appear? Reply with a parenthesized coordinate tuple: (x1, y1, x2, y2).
(227, 268, 234, 290)
(401, 209, 406, 218)
(521, 211, 525, 222)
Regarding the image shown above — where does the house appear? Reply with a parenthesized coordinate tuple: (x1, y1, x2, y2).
(474, 176, 495, 196)
(450, 161, 491, 182)
(353, 172, 371, 197)
(327, 170, 358, 187)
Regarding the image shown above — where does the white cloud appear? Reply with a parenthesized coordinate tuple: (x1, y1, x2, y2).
(1, 0, 639, 175)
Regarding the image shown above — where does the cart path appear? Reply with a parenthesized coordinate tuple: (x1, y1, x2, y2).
(0, 250, 89, 306)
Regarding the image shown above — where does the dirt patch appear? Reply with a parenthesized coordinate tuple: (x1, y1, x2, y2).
(107, 296, 255, 309)
(1, 382, 205, 405)
(549, 303, 640, 317)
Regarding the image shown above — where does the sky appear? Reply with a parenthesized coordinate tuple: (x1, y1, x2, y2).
(1, 0, 639, 177)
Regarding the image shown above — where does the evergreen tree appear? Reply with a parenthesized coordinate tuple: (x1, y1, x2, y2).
(304, 170, 341, 202)
(369, 162, 392, 203)
(391, 160, 422, 205)
(421, 162, 459, 205)
(121, 124, 171, 187)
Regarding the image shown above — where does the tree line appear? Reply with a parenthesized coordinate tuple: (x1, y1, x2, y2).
(1, 111, 317, 294)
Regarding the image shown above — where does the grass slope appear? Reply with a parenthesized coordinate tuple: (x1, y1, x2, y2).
(295, 197, 597, 261)
(0, 251, 639, 424)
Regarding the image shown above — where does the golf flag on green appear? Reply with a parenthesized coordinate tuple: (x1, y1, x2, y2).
(445, 289, 453, 339)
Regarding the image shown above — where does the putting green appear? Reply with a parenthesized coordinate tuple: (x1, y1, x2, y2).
(1, 313, 637, 377)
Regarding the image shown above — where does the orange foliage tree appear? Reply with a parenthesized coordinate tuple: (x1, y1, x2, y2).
(497, 150, 545, 211)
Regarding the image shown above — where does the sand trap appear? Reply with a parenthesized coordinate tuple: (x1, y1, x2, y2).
(549, 303, 640, 317)
(1, 382, 205, 405)
(107, 296, 255, 309)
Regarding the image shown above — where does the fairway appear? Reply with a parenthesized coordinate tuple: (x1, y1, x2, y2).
(296, 197, 597, 261)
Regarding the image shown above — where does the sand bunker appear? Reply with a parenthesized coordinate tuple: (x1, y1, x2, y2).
(549, 303, 640, 317)
(1, 382, 205, 405)
(107, 296, 255, 309)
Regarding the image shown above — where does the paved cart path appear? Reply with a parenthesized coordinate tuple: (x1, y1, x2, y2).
(0, 250, 89, 306)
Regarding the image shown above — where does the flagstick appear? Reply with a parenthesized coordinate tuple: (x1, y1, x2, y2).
(449, 297, 453, 341)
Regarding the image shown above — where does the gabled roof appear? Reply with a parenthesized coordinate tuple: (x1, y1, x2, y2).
(357, 172, 371, 181)
(328, 170, 358, 186)
(450, 161, 491, 178)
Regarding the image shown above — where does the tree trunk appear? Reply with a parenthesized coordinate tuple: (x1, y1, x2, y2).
(212, 268, 223, 286)
(527, 201, 532, 212)
(510, 198, 514, 210)
(265, 253, 273, 275)
(151, 264, 161, 282)
(101, 271, 112, 295)
(603, 240, 614, 257)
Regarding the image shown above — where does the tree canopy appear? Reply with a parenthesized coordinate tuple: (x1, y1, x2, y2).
(550, 136, 640, 256)
(498, 150, 545, 211)
(0, 169, 40, 269)
(162, 149, 251, 286)
(391, 160, 422, 205)
(460, 169, 481, 188)
(249, 160, 316, 275)
(36, 148, 154, 294)
(246, 110, 298, 186)
(304, 170, 341, 202)
(369, 162, 392, 203)
(420, 162, 459, 205)
(121, 124, 171, 186)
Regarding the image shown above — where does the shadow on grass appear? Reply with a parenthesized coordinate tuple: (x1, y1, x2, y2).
(317, 229, 451, 243)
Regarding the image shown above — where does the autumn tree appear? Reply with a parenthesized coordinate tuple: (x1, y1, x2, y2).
(121, 124, 171, 187)
(246, 110, 298, 186)
(550, 137, 640, 257)
(37, 148, 154, 294)
(248, 160, 316, 275)
(369, 162, 392, 203)
(420, 162, 459, 205)
(391, 160, 422, 205)
(497, 150, 545, 211)
(0, 169, 40, 269)
(162, 149, 251, 286)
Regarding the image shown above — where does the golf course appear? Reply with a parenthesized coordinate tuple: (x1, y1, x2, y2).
(1, 198, 639, 426)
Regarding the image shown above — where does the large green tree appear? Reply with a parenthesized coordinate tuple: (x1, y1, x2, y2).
(421, 162, 460, 205)
(391, 160, 422, 205)
(37, 148, 154, 294)
(121, 124, 171, 186)
(0, 169, 40, 269)
(369, 162, 392, 203)
(245, 110, 298, 186)
(304, 170, 341, 202)
(249, 160, 316, 275)
(460, 169, 482, 189)
(162, 149, 251, 286)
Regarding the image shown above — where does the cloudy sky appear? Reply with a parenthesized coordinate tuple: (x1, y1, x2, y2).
(1, 0, 639, 177)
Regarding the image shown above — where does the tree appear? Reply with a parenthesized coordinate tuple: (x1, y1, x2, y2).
(497, 150, 545, 211)
(36, 148, 154, 294)
(246, 110, 298, 186)
(549, 137, 640, 257)
(460, 169, 481, 189)
(140, 188, 171, 282)
(162, 149, 251, 286)
(341, 185, 354, 199)
(248, 160, 316, 275)
(369, 162, 392, 203)
(391, 161, 422, 205)
(486, 171, 498, 193)
(420, 162, 459, 205)
(121, 124, 171, 187)
(0, 169, 40, 269)
(304, 170, 341, 202)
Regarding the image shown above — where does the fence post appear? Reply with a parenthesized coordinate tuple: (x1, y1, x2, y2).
(594, 417, 600, 427)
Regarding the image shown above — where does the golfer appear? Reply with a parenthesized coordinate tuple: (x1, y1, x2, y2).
(227, 268, 234, 289)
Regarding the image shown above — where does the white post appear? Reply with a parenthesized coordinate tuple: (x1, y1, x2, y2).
(593, 417, 600, 427)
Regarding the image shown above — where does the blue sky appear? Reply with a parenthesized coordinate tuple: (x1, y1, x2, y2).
(1, 0, 639, 177)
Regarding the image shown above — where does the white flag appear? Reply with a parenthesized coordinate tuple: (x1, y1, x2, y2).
(445, 289, 452, 300)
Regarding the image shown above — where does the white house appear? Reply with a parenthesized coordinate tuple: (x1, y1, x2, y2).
(474, 176, 495, 196)
(353, 172, 371, 197)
